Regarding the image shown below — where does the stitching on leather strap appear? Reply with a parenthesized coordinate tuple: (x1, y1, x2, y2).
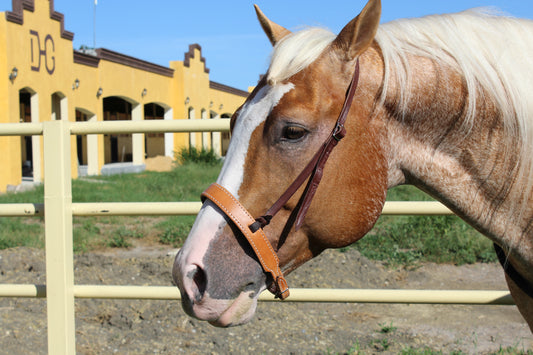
(202, 184, 289, 299)
(202, 187, 275, 270)
(204, 184, 279, 263)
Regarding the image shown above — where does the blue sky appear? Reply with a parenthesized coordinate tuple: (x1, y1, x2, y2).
(9, 1, 533, 91)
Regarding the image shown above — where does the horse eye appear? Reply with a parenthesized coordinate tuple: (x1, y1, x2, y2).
(282, 125, 307, 141)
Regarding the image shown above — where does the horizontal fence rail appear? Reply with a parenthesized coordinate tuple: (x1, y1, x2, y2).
(0, 284, 514, 305)
(0, 120, 511, 354)
(0, 122, 44, 136)
(71, 119, 231, 134)
(0, 119, 232, 137)
(0, 201, 453, 217)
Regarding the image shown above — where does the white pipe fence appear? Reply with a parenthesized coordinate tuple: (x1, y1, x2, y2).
(0, 201, 452, 217)
(0, 284, 514, 304)
(0, 120, 512, 355)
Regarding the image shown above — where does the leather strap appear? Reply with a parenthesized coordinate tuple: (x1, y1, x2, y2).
(202, 183, 290, 299)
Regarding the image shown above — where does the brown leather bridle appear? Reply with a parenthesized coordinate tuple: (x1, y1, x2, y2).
(201, 59, 361, 300)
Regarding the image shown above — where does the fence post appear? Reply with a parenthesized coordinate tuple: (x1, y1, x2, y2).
(43, 120, 76, 355)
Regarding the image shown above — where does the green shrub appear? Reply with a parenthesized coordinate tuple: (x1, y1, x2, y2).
(175, 147, 221, 165)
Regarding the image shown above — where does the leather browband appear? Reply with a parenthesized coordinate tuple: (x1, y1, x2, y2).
(200, 59, 361, 299)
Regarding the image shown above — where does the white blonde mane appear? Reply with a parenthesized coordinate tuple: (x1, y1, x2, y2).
(376, 9, 533, 211)
(267, 28, 335, 85)
(267, 8, 533, 209)
(376, 9, 533, 137)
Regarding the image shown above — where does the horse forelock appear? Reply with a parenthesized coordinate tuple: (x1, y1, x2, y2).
(267, 27, 336, 86)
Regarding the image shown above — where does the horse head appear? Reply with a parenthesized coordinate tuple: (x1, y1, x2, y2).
(173, 0, 388, 327)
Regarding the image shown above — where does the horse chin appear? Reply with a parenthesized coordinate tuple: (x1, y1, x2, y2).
(192, 290, 259, 327)
(177, 282, 262, 327)
(208, 294, 258, 327)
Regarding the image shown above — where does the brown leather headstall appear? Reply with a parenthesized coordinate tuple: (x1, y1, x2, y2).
(201, 59, 361, 300)
(202, 183, 290, 299)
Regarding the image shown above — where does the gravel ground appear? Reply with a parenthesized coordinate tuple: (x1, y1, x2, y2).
(1, 246, 532, 354)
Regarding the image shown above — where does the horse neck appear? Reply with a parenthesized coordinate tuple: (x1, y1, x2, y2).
(381, 53, 529, 248)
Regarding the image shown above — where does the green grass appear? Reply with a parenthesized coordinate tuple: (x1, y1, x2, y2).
(72, 163, 218, 203)
(379, 321, 398, 334)
(350, 185, 497, 267)
(0, 161, 222, 252)
(0, 167, 497, 266)
(0, 217, 44, 249)
(155, 216, 196, 247)
(0, 184, 45, 249)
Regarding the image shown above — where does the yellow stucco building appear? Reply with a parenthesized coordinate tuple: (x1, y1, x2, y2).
(0, 0, 249, 192)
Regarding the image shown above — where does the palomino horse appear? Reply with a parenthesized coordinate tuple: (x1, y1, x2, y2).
(173, 0, 533, 330)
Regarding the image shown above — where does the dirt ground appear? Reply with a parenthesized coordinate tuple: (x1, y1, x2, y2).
(1, 245, 532, 354)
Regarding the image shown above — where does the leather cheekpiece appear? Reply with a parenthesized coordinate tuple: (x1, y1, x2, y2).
(202, 183, 290, 300)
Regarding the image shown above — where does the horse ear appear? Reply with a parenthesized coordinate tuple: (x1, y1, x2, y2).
(254, 4, 291, 46)
(332, 0, 381, 61)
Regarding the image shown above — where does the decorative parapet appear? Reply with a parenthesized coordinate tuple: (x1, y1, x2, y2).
(6, 0, 74, 40)
(5, 0, 34, 25)
(183, 44, 210, 74)
(48, 0, 74, 40)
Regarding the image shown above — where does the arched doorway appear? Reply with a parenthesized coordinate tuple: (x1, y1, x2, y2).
(201, 108, 209, 150)
(188, 107, 196, 149)
(75, 110, 89, 166)
(103, 96, 133, 163)
(220, 113, 232, 156)
(19, 89, 33, 178)
(144, 102, 165, 158)
(51, 92, 66, 121)
(75, 108, 99, 177)
(209, 110, 221, 156)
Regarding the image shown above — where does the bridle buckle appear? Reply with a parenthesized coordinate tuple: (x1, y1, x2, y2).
(332, 124, 346, 141)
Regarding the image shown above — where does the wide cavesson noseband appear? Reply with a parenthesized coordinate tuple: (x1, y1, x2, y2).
(201, 59, 361, 300)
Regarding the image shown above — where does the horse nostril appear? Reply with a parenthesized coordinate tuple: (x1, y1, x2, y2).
(191, 265, 207, 303)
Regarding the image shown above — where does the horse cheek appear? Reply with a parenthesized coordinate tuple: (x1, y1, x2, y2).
(312, 143, 387, 248)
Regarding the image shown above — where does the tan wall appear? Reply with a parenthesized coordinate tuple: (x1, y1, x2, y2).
(0, 16, 18, 191)
(170, 45, 212, 153)
(208, 85, 250, 118)
(0, 0, 249, 192)
(170, 46, 250, 156)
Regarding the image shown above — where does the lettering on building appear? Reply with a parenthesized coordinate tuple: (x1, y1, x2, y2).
(30, 30, 55, 74)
